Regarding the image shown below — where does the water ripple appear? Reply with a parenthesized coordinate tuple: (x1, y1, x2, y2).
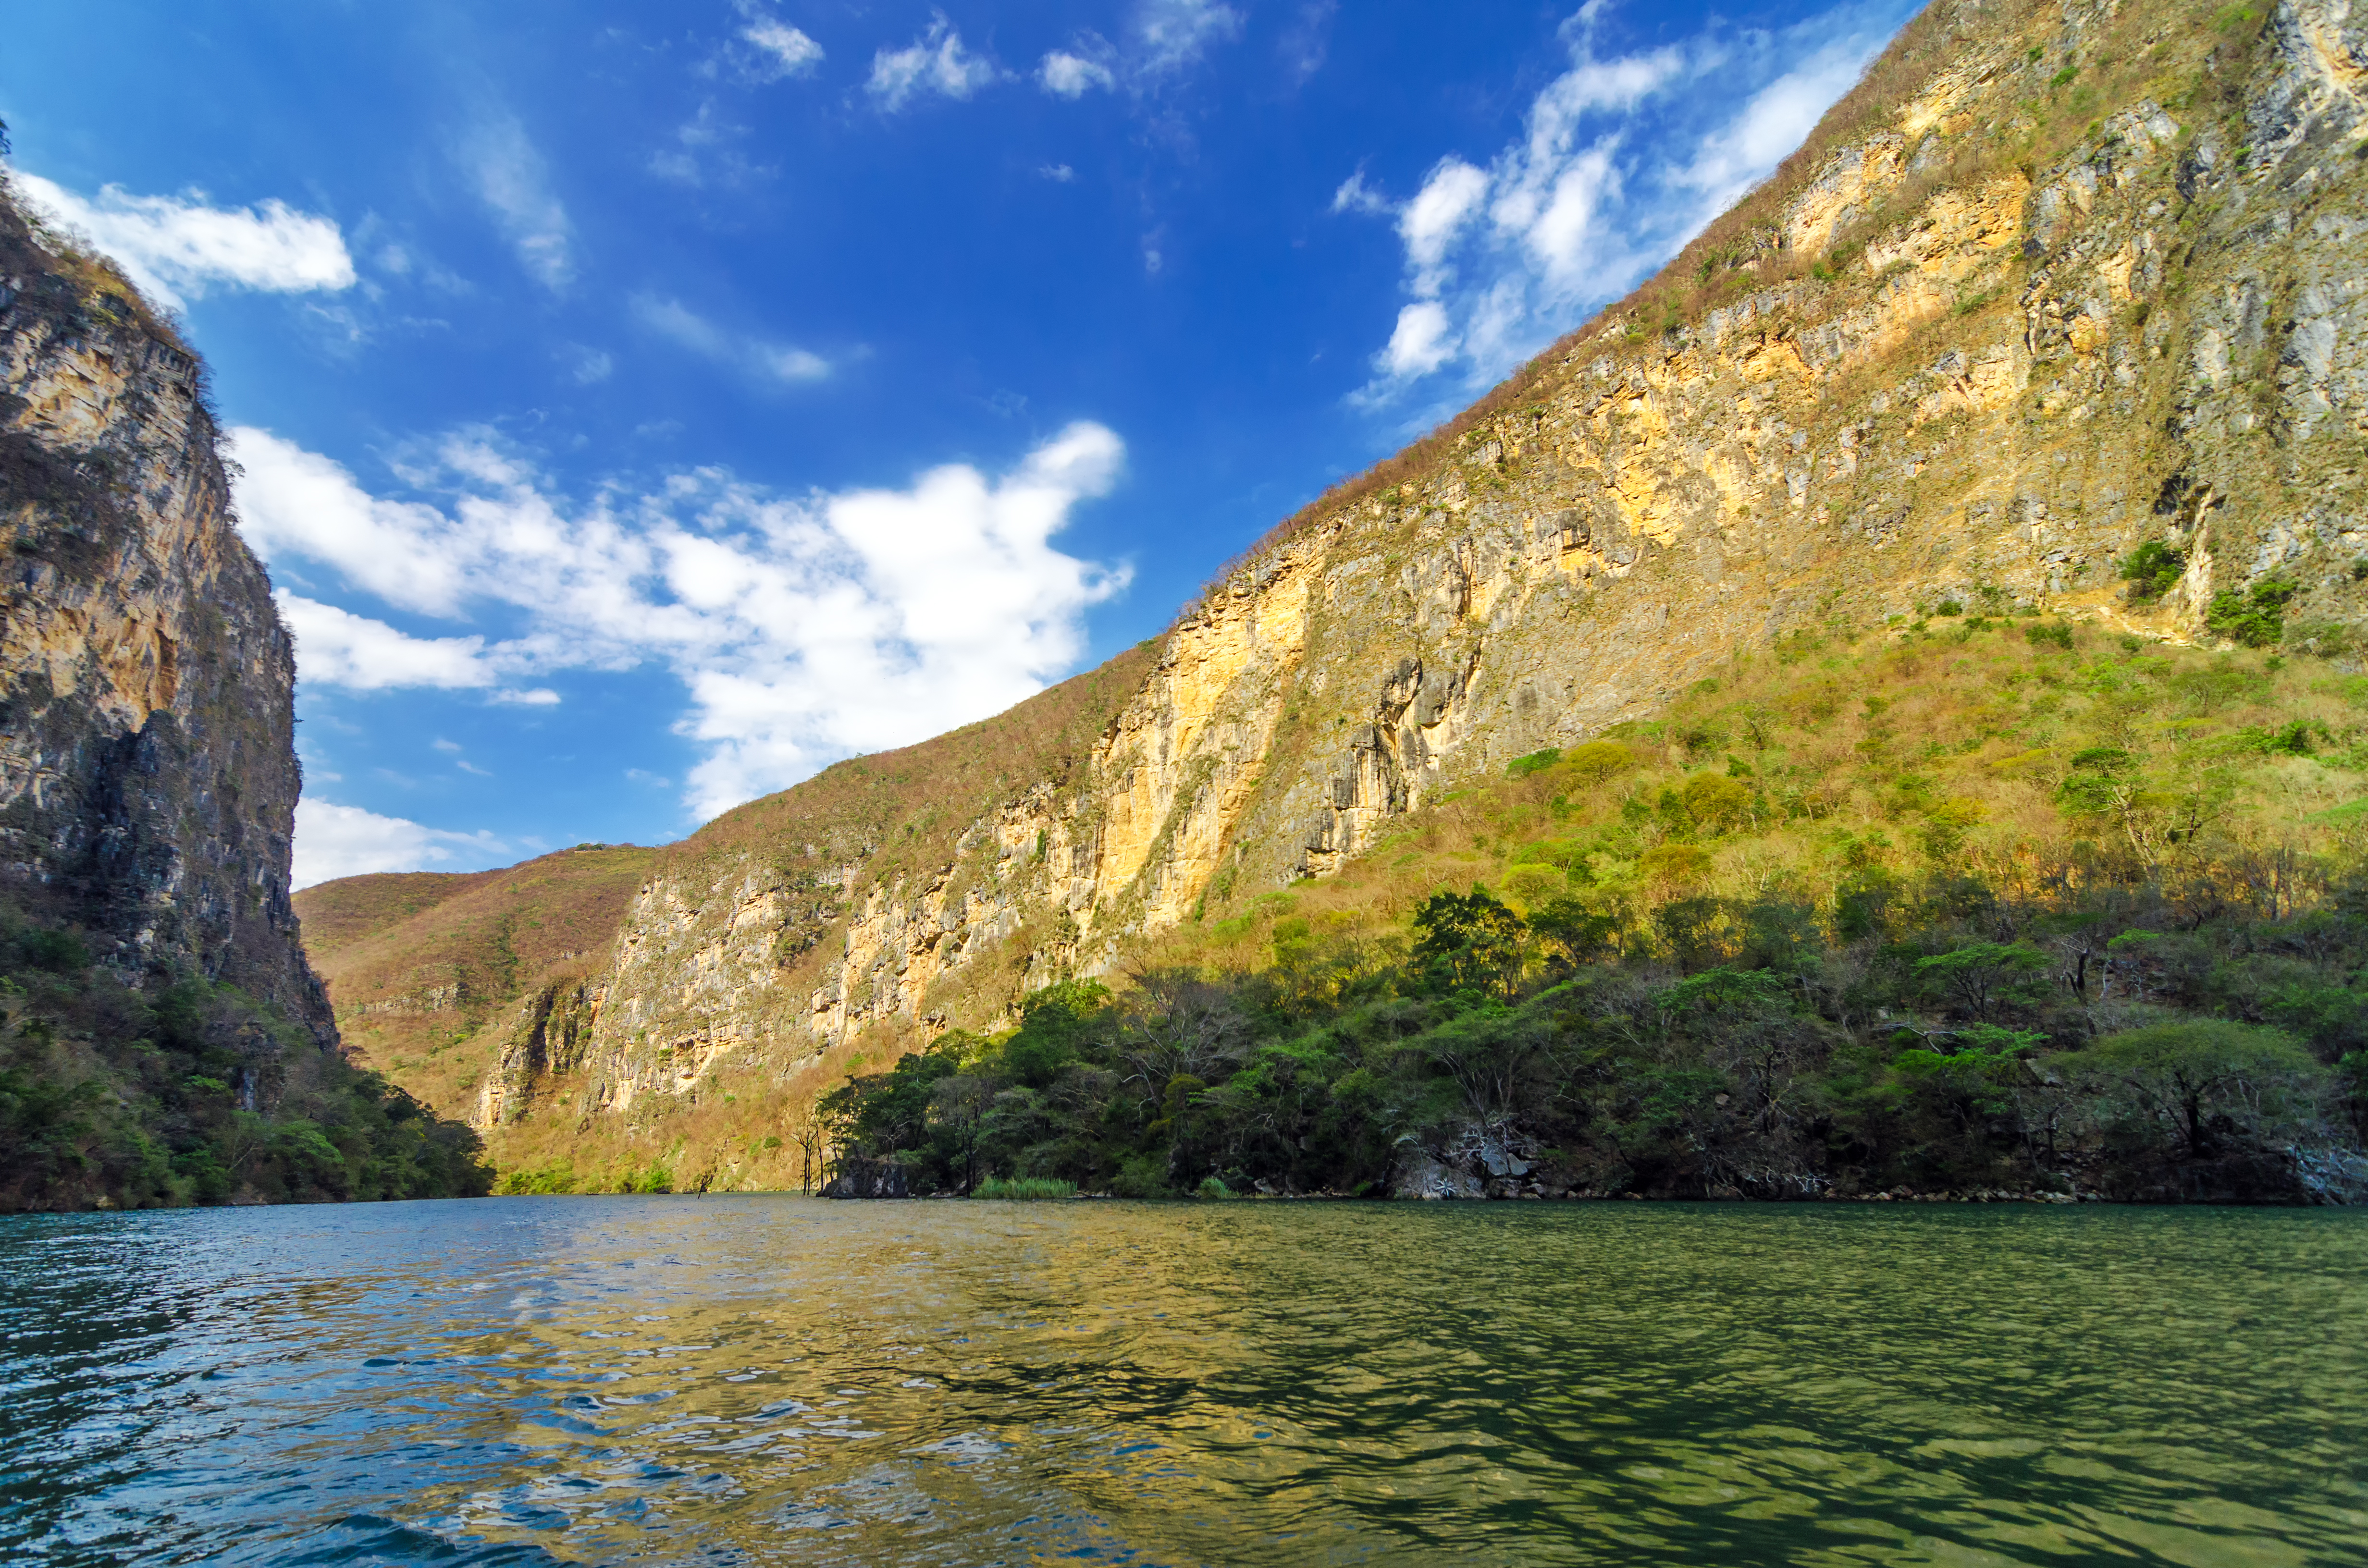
(2, 1198, 2363, 1565)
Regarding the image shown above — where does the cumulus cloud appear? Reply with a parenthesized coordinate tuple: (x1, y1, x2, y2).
(1381, 301, 1457, 379)
(9, 173, 354, 311)
(1398, 158, 1489, 297)
(292, 799, 507, 889)
(232, 431, 475, 614)
(233, 423, 1132, 822)
(1342, 0, 1908, 399)
(736, 2, 824, 79)
(631, 294, 828, 382)
(276, 594, 499, 690)
(458, 114, 574, 291)
(869, 14, 1005, 110)
(1039, 49, 1117, 98)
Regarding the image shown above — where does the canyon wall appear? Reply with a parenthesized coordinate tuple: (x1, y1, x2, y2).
(309, 0, 2368, 1170)
(0, 182, 330, 1034)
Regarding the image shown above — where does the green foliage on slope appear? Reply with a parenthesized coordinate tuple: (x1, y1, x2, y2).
(816, 619, 2368, 1203)
(0, 905, 492, 1211)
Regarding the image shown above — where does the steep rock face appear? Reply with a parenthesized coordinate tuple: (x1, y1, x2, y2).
(0, 185, 328, 1034)
(328, 0, 2368, 1168)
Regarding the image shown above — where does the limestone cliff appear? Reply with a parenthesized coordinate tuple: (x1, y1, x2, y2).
(0, 180, 329, 1034)
(309, 0, 2368, 1183)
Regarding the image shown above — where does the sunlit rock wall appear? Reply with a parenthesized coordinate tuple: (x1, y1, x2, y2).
(497, 0, 2368, 1135)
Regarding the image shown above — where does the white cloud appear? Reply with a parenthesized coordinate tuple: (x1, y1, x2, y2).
(561, 343, 614, 384)
(1345, 0, 1906, 400)
(235, 423, 1132, 822)
(1039, 50, 1117, 98)
(9, 173, 354, 312)
(276, 594, 499, 690)
(1281, 0, 1337, 84)
(1381, 301, 1456, 378)
(1398, 159, 1489, 296)
(293, 799, 507, 889)
(490, 687, 563, 707)
(737, 3, 824, 79)
(631, 294, 829, 383)
(1329, 170, 1390, 217)
(233, 432, 475, 615)
(458, 115, 574, 291)
(1038, 163, 1077, 183)
(432, 738, 463, 753)
(869, 14, 1005, 110)
(1133, 0, 1243, 76)
(1037, 0, 1241, 100)
(1671, 37, 1876, 221)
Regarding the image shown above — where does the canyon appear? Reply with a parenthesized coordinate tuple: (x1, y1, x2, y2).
(296, 0, 2368, 1189)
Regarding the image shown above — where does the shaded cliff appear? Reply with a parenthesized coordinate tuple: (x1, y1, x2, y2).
(0, 184, 325, 1029)
(0, 173, 488, 1209)
(306, 0, 2368, 1189)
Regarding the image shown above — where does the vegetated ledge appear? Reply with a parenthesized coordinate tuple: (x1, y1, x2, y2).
(808, 614, 2368, 1209)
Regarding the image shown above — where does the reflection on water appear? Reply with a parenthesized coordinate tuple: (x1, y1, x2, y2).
(1, 1197, 2362, 1565)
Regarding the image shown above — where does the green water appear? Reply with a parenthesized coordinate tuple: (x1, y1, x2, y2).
(2, 1197, 2362, 1564)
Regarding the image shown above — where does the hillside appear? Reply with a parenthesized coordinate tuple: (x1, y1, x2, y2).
(815, 615, 2368, 1203)
(296, 0, 2368, 1194)
(292, 845, 659, 1125)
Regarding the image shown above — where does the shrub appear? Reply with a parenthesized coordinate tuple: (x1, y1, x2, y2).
(1110, 1154, 1171, 1198)
(2205, 579, 2299, 648)
(15, 927, 89, 974)
(1507, 748, 1561, 778)
(2121, 540, 2185, 601)
(1682, 773, 1753, 833)
(1561, 741, 1639, 783)
(1639, 844, 1714, 890)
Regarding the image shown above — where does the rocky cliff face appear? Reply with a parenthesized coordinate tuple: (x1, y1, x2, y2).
(0, 183, 329, 1034)
(314, 0, 2368, 1178)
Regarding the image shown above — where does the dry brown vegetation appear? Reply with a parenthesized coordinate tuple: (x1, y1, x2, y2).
(1137, 617, 2368, 981)
(296, 845, 657, 1087)
(676, 639, 1159, 884)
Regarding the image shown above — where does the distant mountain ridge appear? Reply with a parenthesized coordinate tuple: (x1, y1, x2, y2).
(300, 0, 2368, 1191)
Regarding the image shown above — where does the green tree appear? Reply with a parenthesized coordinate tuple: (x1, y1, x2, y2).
(2066, 1021, 2324, 1158)
(1913, 943, 2049, 1021)
(1411, 887, 1529, 998)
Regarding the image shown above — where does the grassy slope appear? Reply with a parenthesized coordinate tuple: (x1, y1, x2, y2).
(1147, 616, 2368, 973)
(295, 846, 659, 1111)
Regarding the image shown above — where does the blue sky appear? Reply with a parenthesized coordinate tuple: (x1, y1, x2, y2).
(2, 0, 1919, 885)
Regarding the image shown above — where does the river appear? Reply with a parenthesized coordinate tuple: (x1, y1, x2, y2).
(2, 1196, 2361, 1565)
